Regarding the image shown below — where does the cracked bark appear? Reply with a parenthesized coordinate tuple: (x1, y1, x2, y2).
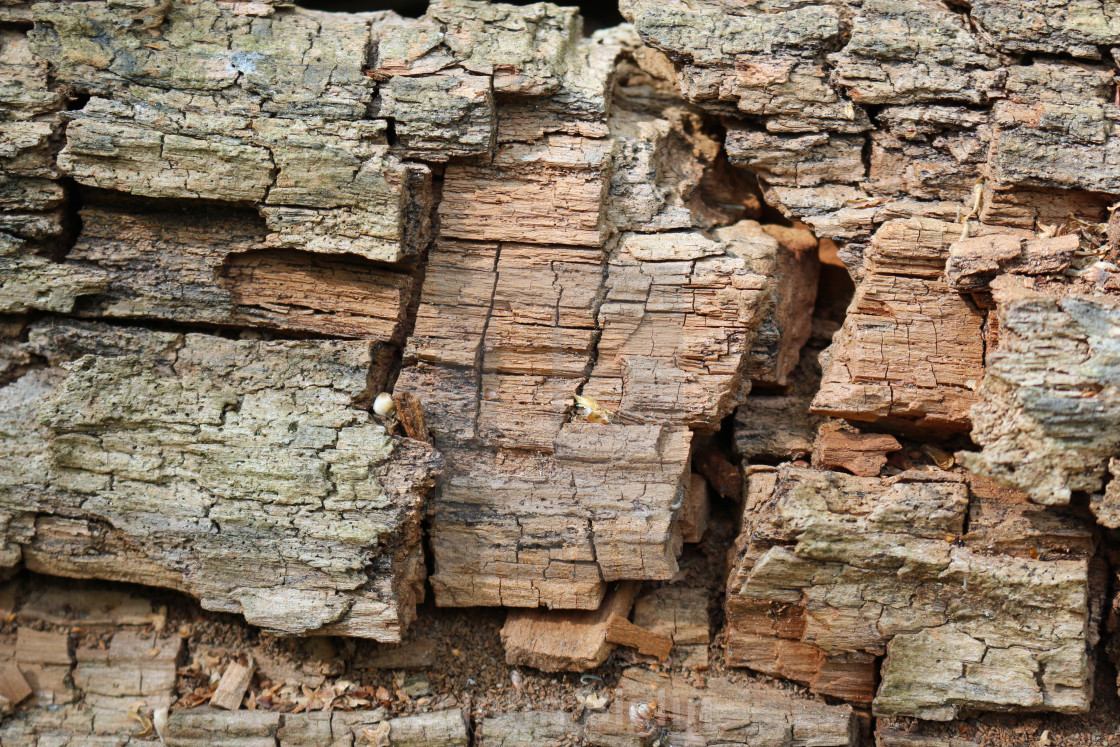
(2, 0, 1120, 732)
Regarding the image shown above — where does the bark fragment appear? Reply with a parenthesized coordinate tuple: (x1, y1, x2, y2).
(725, 465, 1101, 719)
(0, 320, 440, 640)
(585, 667, 859, 746)
(960, 281, 1120, 515)
(500, 583, 640, 672)
(812, 218, 985, 433)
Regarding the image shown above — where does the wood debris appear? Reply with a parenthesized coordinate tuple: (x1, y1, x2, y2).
(811, 421, 902, 477)
(500, 583, 640, 672)
(2, 0, 1120, 734)
(210, 659, 255, 711)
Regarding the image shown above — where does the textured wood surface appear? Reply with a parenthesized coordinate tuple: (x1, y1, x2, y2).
(585, 667, 858, 746)
(962, 281, 1120, 519)
(500, 583, 639, 672)
(812, 218, 985, 433)
(0, 320, 440, 640)
(3, 0, 1120, 731)
(726, 465, 1101, 719)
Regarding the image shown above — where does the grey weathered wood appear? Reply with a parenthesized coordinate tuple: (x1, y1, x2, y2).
(961, 280, 1120, 518)
(726, 464, 1101, 719)
(0, 319, 440, 640)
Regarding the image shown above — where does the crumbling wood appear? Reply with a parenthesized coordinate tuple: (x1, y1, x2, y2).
(602, 614, 672, 661)
(812, 218, 985, 434)
(690, 438, 742, 501)
(209, 659, 255, 711)
(734, 342, 825, 464)
(2, 0, 1120, 739)
(713, 220, 820, 388)
(14, 628, 71, 706)
(429, 426, 691, 610)
(811, 421, 901, 477)
(960, 279, 1120, 519)
(17, 581, 163, 628)
(585, 667, 858, 746)
(478, 711, 579, 747)
(678, 473, 710, 544)
(1, 0, 829, 623)
(65, 203, 420, 341)
(632, 586, 710, 669)
(0, 663, 31, 709)
(0, 319, 441, 641)
(392, 392, 431, 443)
(500, 583, 639, 672)
(725, 464, 1101, 719)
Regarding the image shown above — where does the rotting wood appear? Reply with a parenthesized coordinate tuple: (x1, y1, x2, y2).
(392, 392, 431, 444)
(725, 464, 1102, 719)
(602, 614, 672, 661)
(0, 319, 441, 641)
(0, 663, 31, 709)
(678, 473, 710, 544)
(585, 667, 858, 746)
(812, 218, 986, 434)
(209, 659, 255, 711)
(960, 279, 1120, 519)
(500, 582, 640, 672)
(477, 711, 580, 747)
(0, 0, 824, 620)
(631, 586, 709, 669)
(1, 0, 1120, 735)
(811, 421, 901, 477)
(65, 203, 420, 342)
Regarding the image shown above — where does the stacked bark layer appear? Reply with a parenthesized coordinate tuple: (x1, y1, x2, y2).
(3, 0, 1120, 736)
(616, 0, 1120, 724)
(1, 0, 814, 643)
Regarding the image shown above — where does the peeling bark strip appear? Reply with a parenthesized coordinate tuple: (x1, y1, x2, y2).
(0, 320, 440, 641)
(726, 466, 1101, 720)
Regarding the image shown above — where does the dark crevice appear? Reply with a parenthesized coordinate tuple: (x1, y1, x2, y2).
(294, 0, 624, 30)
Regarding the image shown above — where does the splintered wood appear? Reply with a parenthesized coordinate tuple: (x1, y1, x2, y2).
(501, 583, 640, 672)
(0, 320, 440, 641)
(812, 218, 985, 434)
(5, 0, 1120, 734)
(387, 12, 792, 610)
(586, 668, 858, 746)
(1, 0, 823, 625)
(961, 282, 1120, 521)
(726, 465, 1101, 719)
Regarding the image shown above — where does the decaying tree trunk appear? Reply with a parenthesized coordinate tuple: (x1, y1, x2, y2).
(4, 0, 1120, 741)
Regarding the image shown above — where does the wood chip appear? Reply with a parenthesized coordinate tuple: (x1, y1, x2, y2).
(602, 614, 673, 661)
(0, 663, 32, 706)
(210, 659, 256, 711)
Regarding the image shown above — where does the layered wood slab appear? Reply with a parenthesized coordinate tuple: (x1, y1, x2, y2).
(0, 320, 440, 640)
(726, 465, 1102, 719)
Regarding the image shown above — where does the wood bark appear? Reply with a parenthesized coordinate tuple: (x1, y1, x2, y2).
(726, 465, 1103, 719)
(2, 0, 1120, 734)
(0, 319, 440, 641)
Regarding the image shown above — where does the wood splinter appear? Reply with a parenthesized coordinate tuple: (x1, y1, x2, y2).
(393, 391, 431, 443)
(603, 614, 673, 661)
(210, 658, 255, 711)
